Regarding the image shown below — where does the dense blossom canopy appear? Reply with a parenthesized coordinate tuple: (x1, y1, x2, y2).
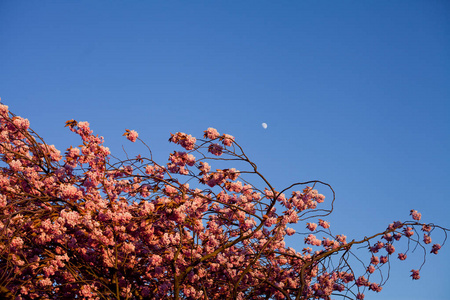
(0, 101, 447, 299)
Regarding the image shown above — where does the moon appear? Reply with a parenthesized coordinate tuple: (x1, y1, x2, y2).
(262, 123, 268, 129)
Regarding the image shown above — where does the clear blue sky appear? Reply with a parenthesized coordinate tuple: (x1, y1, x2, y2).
(1, 1, 449, 299)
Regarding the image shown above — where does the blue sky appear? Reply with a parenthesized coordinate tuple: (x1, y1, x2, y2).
(1, 1, 449, 299)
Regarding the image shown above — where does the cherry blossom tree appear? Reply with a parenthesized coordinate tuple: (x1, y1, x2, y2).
(0, 102, 447, 300)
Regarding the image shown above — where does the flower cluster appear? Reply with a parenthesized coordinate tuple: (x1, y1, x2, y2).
(124, 129, 139, 142)
(0, 102, 447, 300)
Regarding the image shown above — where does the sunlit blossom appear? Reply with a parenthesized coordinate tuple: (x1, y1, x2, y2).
(0, 105, 446, 299)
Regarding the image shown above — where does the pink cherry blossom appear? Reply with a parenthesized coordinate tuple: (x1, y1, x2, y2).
(382, 233, 393, 242)
(305, 234, 322, 246)
(423, 234, 432, 244)
(306, 222, 318, 231)
(369, 283, 382, 292)
(393, 233, 402, 241)
(0, 102, 447, 300)
(410, 269, 420, 280)
(421, 224, 432, 232)
(403, 226, 414, 237)
(126, 129, 139, 142)
(398, 253, 407, 260)
(203, 127, 220, 139)
(0, 103, 9, 116)
(385, 243, 395, 255)
(208, 143, 223, 156)
(410, 209, 422, 221)
(355, 276, 369, 287)
(12, 116, 30, 130)
(285, 227, 296, 236)
(221, 134, 235, 146)
(10, 237, 24, 249)
(431, 244, 441, 254)
(371, 255, 380, 265)
(318, 219, 330, 229)
(8, 159, 22, 171)
(169, 132, 196, 150)
(336, 234, 347, 244)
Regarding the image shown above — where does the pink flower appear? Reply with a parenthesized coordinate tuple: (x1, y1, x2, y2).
(380, 256, 388, 264)
(423, 234, 432, 244)
(39, 278, 53, 287)
(356, 293, 365, 300)
(208, 143, 223, 156)
(410, 269, 420, 280)
(371, 256, 380, 265)
(46, 144, 62, 161)
(204, 127, 220, 139)
(264, 217, 277, 227)
(77, 121, 90, 130)
(20, 286, 29, 295)
(334, 283, 345, 292)
(9, 160, 22, 171)
(305, 234, 322, 246)
(66, 147, 80, 158)
(410, 209, 421, 221)
(306, 222, 317, 231)
(227, 168, 240, 181)
(388, 221, 403, 230)
(369, 241, 384, 253)
(421, 224, 432, 232)
(125, 129, 138, 142)
(336, 234, 347, 244)
(431, 244, 441, 254)
(169, 132, 197, 150)
(198, 162, 211, 175)
(382, 233, 393, 242)
(221, 134, 235, 146)
(323, 238, 339, 249)
(10, 237, 24, 249)
(0, 194, 6, 207)
(228, 181, 243, 193)
(369, 283, 382, 292)
(186, 154, 196, 166)
(318, 219, 330, 229)
(367, 265, 375, 274)
(123, 242, 136, 254)
(0, 103, 9, 116)
(164, 185, 178, 195)
(60, 184, 79, 200)
(80, 285, 94, 297)
(355, 276, 369, 287)
(60, 209, 80, 226)
(286, 228, 296, 236)
(403, 227, 414, 237)
(385, 244, 395, 255)
(316, 194, 325, 203)
(398, 253, 407, 260)
(12, 116, 30, 130)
